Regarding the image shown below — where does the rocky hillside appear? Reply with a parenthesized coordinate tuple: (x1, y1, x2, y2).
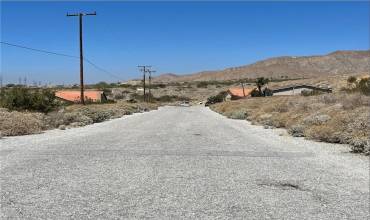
(153, 50, 370, 82)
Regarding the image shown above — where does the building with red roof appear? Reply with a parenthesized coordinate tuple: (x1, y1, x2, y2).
(226, 87, 256, 100)
(55, 90, 107, 103)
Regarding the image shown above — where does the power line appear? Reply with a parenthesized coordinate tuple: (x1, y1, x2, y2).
(0, 41, 78, 58)
(84, 58, 123, 80)
(0, 41, 123, 81)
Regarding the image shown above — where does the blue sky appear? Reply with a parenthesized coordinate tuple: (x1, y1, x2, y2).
(1, 1, 369, 84)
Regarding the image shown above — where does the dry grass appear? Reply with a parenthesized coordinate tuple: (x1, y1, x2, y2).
(0, 108, 45, 136)
(211, 92, 370, 154)
(0, 102, 159, 137)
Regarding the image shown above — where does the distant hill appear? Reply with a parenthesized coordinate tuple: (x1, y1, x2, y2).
(153, 50, 370, 82)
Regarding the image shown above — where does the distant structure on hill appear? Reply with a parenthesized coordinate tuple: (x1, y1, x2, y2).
(271, 85, 332, 96)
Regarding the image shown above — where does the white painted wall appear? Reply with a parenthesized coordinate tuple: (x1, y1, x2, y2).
(273, 88, 312, 96)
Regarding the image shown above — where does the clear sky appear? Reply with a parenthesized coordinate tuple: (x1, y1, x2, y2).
(1, 1, 369, 84)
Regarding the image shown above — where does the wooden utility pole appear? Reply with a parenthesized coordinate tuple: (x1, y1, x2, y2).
(138, 65, 151, 102)
(147, 69, 156, 102)
(67, 11, 96, 104)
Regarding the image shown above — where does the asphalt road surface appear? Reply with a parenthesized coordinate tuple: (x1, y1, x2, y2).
(1, 106, 369, 219)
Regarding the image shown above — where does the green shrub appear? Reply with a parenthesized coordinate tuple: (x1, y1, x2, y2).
(343, 77, 370, 96)
(196, 81, 209, 88)
(301, 90, 323, 96)
(358, 78, 370, 95)
(0, 87, 58, 113)
(251, 89, 262, 97)
(206, 91, 227, 105)
(155, 95, 189, 102)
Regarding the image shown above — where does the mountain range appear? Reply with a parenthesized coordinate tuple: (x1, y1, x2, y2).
(153, 50, 370, 82)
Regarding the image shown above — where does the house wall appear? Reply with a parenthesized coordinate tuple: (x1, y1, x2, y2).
(273, 88, 312, 96)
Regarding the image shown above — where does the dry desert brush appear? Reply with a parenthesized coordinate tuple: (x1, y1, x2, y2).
(211, 92, 370, 154)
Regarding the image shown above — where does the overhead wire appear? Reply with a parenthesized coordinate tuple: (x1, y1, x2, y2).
(0, 41, 123, 81)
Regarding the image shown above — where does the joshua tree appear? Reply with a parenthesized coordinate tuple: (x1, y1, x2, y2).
(255, 77, 270, 95)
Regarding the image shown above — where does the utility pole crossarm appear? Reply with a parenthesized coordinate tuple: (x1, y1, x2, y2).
(67, 12, 96, 17)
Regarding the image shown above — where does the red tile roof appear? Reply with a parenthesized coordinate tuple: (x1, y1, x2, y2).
(228, 87, 255, 97)
(55, 90, 104, 103)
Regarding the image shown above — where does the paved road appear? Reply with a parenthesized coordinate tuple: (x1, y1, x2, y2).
(1, 106, 369, 219)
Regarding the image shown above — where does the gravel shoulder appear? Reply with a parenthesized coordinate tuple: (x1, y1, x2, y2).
(1, 106, 369, 219)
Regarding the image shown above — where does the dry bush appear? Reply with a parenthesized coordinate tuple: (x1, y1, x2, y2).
(44, 111, 93, 128)
(304, 125, 341, 143)
(1, 101, 160, 136)
(288, 124, 305, 137)
(0, 109, 44, 136)
(212, 92, 370, 154)
(227, 110, 248, 120)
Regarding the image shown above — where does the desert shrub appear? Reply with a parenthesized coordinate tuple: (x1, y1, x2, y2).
(349, 138, 369, 155)
(151, 83, 166, 89)
(257, 113, 273, 125)
(303, 114, 331, 126)
(301, 90, 323, 96)
(251, 89, 262, 97)
(130, 93, 155, 102)
(288, 124, 305, 137)
(318, 94, 338, 104)
(228, 110, 248, 120)
(273, 103, 289, 113)
(206, 91, 227, 105)
(343, 77, 370, 96)
(0, 87, 58, 113)
(0, 109, 44, 136)
(45, 111, 93, 128)
(340, 93, 368, 110)
(357, 78, 370, 95)
(196, 81, 208, 88)
(156, 95, 182, 102)
(113, 93, 124, 100)
(157, 95, 174, 102)
(304, 125, 341, 143)
(79, 108, 112, 123)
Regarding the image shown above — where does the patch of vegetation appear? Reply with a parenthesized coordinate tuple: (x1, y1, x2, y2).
(211, 93, 370, 155)
(0, 108, 45, 136)
(342, 76, 370, 96)
(0, 87, 59, 113)
(206, 91, 228, 105)
(156, 95, 190, 102)
(196, 81, 209, 88)
(301, 90, 324, 96)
